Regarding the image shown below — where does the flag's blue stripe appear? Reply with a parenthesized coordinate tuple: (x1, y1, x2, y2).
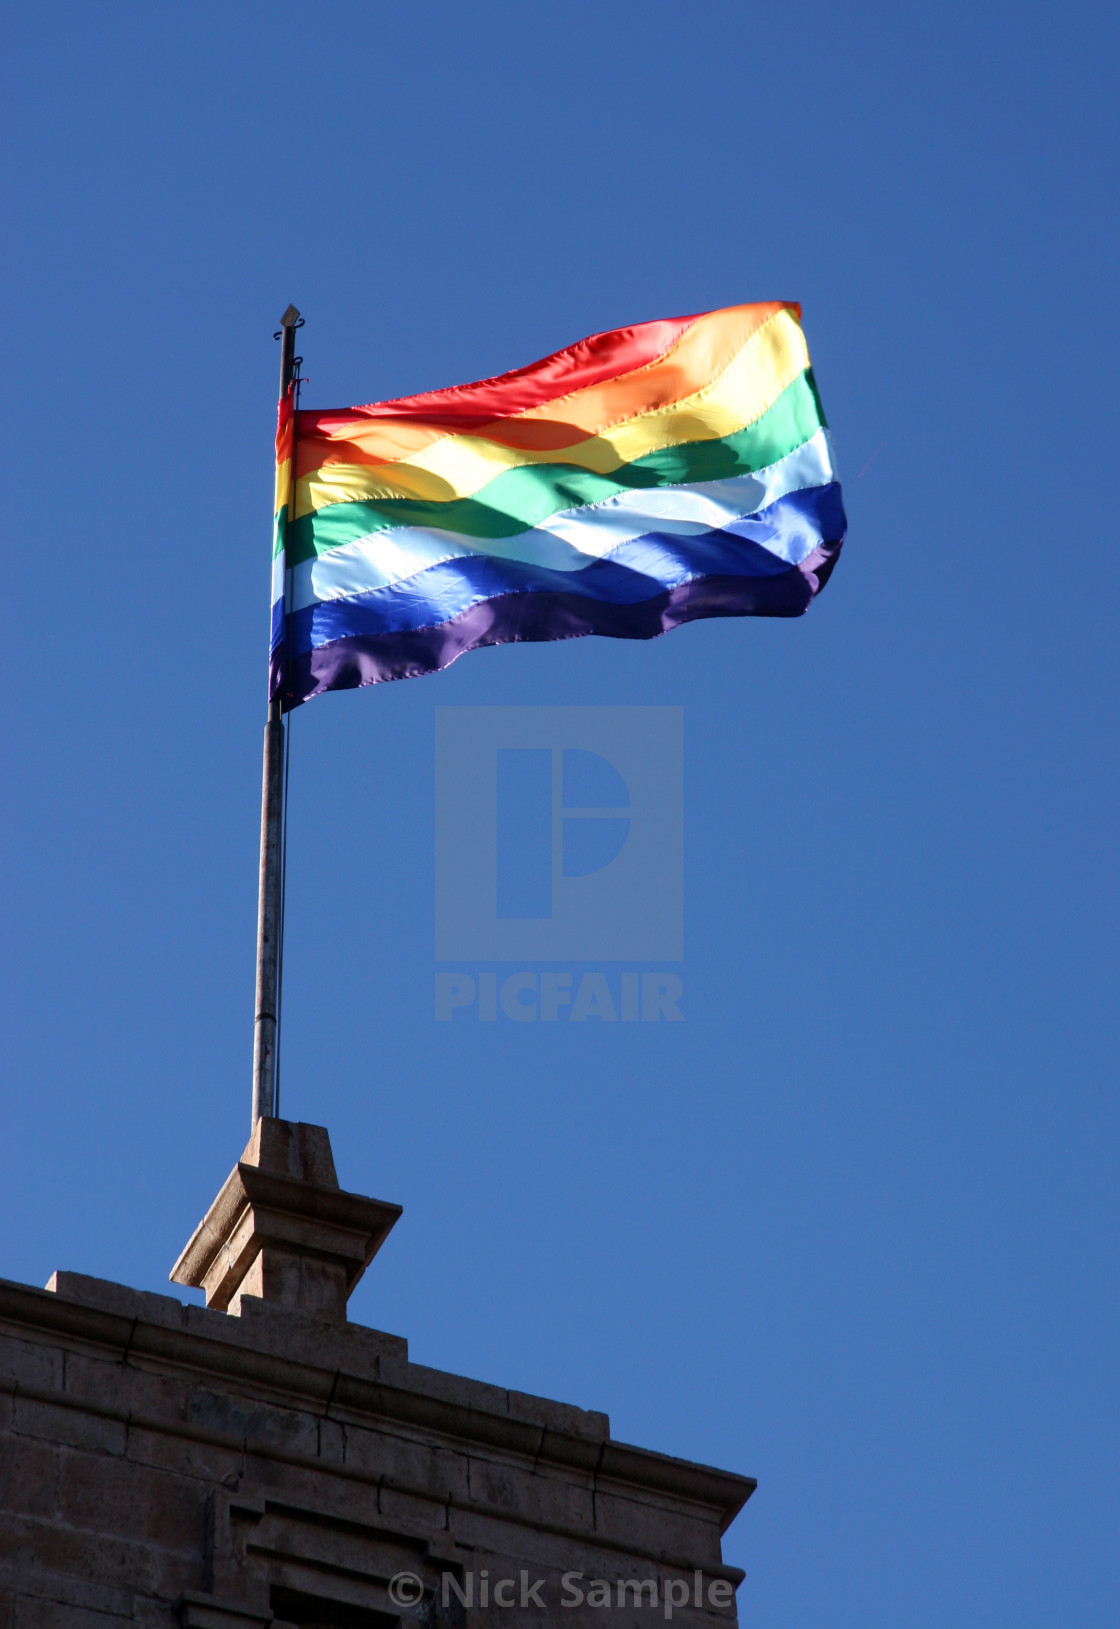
(286, 430, 838, 613)
(282, 485, 844, 659)
(277, 551, 842, 708)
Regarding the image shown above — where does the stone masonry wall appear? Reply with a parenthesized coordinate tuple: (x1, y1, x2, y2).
(0, 1271, 751, 1628)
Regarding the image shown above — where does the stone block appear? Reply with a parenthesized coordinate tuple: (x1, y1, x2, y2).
(58, 1450, 207, 1555)
(228, 1251, 349, 1324)
(233, 1297, 408, 1377)
(506, 1390, 610, 1443)
(233, 1456, 382, 1536)
(315, 1417, 344, 1465)
(170, 1120, 400, 1322)
(446, 1501, 581, 1565)
(178, 1593, 272, 1628)
(400, 1362, 512, 1424)
(55, 1352, 134, 1418)
(1, 1559, 132, 1619)
(244, 1120, 339, 1187)
(13, 1598, 134, 1629)
(0, 1335, 63, 1396)
(337, 1422, 472, 1502)
(375, 1482, 449, 1532)
(61, 1351, 190, 1428)
(466, 1452, 595, 1530)
(249, 1503, 429, 1584)
(592, 1487, 723, 1564)
(333, 1318, 410, 1370)
(11, 1398, 126, 1458)
(0, 1435, 56, 1519)
(181, 1304, 243, 1343)
(46, 1272, 188, 1333)
(125, 1423, 244, 1486)
(147, 1547, 206, 1607)
(185, 1389, 318, 1461)
(0, 1510, 157, 1597)
(131, 1598, 181, 1629)
(445, 1504, 647, 1578)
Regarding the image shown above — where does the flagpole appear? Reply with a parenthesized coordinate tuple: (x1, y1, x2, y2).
(252, 304, 300, 1126)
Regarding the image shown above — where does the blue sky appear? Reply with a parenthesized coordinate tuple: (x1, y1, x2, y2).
(2, 3, 1117, 1623)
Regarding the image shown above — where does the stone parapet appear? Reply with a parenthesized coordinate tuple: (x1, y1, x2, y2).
(0, 1121, 753, 1624)
(0, 1270, 752, 1624)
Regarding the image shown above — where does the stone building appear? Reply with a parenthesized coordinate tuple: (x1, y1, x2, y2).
(0, 1120, 753, 1626)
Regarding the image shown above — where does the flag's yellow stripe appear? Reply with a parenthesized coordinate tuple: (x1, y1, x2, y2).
(294, 309, 809, 520)
(275, 455, 292, 518)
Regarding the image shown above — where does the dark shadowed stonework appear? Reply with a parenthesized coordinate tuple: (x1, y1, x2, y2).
(0, 1122, 753, 1626)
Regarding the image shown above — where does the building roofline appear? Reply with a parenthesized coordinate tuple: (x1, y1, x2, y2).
(0, 1272, 755, 1534)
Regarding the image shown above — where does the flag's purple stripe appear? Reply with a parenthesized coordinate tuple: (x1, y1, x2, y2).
(283, 485, 844, 660)
(272, 542, 841, 709)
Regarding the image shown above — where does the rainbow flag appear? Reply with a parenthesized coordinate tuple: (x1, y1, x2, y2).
(270, 302, 845, 709)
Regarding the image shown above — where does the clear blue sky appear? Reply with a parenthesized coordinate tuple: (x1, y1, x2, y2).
(2, 4, 1117, 1623)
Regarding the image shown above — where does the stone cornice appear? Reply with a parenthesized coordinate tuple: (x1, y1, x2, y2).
(0, 1274, 755, 1533)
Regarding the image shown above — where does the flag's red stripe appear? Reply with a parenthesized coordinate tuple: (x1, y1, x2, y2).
(300, 312, 707, 435)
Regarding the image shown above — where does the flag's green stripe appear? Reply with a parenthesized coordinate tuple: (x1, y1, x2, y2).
(283, 370, 826, 567)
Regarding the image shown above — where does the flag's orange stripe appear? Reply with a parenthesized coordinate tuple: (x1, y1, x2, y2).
(294, 303, 798, 480)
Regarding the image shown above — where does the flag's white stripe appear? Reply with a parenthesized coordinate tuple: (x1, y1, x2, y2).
(281, 430, 836, 614)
